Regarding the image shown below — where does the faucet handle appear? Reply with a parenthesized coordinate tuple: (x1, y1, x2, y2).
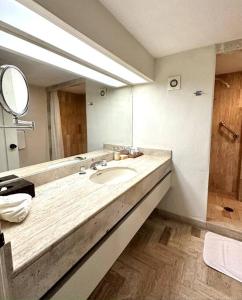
(101, 160, 107, 166)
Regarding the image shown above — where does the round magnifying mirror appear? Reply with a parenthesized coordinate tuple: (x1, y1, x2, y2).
(0, 65, 29, 117)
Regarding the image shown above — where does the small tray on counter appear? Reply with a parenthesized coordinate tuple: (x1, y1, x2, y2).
(128, 152, 144, 158)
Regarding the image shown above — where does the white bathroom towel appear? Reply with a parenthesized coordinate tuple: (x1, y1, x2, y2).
(203, 232, 242, 282)
(0, 193, 32, 223)
(17, 130, 26, 150)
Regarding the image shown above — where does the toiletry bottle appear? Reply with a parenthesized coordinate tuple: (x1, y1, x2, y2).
(130, 147, 135, 155)
(113, 147, 120, 160)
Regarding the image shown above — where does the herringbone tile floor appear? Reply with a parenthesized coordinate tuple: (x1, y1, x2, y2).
(89, 212, 242, 300)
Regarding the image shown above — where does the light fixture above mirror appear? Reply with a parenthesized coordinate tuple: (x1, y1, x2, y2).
(0, 31, 126, 88)
(0, 0, 149, 85)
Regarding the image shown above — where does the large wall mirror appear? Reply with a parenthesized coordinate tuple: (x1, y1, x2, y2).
(0, 47, 133, 173)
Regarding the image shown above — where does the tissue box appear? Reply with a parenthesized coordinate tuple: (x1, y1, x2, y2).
(0, 175, 35, 198)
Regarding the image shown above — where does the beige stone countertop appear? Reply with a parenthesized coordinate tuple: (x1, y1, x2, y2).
(1, 154, 171, 274)
(0, 149, 112, 179)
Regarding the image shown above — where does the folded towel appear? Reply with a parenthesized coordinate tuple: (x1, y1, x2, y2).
(0, 193, 32, 223)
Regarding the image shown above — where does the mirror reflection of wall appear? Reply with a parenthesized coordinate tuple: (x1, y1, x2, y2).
(19, 85, 49, 167)
(0, 48, 133, 173)
(86, 81, 132, 152)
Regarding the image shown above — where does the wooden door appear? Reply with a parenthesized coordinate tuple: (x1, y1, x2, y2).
(209, 72, 242, 199)
(58, 91, 87, 157)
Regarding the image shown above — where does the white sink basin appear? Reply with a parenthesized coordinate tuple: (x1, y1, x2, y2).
(89, 167, 137, 185)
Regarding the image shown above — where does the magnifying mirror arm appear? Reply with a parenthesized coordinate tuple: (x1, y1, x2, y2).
(13, 117, 35, 130)
(0, 117, 35, 130)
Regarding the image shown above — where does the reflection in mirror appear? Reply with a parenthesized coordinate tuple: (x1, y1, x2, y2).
(0, 47, 133, 173)
(48, 79, 132, 160)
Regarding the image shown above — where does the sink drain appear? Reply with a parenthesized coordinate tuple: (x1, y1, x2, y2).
(224, 206, 234, 212)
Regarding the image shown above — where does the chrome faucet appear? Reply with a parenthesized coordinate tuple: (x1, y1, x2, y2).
(90, 160, 107, 170)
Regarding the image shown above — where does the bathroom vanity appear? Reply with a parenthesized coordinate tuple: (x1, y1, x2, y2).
(0, 147, 172, 299)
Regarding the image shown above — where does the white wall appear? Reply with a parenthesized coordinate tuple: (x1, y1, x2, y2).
(133, 46, 216, 221)
(0, 107, 20, 172)
(86, 81, 132, 151)
(19, 85, 50, 167)
(34, 0, 154, 80)
(0, 108, 9, 172)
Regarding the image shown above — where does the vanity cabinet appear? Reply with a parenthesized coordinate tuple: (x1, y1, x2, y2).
(2, 151, 171, 300)
(48, 173, 171, 300)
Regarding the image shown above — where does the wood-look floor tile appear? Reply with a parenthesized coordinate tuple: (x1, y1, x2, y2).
(159, 226, 172, 245)
(88, 270, 125, 300)
(88, 213, 242, 300)
(191, 227, 201, 238)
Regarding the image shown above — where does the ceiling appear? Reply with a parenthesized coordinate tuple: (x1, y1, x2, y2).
(0, 48, 82, 87)
(99, 0, 242, 58)
(216, 50, 242, 75)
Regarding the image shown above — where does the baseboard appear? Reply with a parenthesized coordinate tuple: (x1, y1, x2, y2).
(154, 208, 242, 241)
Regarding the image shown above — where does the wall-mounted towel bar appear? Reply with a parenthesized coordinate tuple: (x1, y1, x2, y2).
(0, 118, 35, 130)
(219, 121, 239, 140)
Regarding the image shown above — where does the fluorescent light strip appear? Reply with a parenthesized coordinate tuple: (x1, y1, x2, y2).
(0, 0, 148, 84)
(0, 31, 126, 87)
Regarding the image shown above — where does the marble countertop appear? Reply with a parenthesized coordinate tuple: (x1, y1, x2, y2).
(1, 154, 171, 274)
(0, 149, 113, 179)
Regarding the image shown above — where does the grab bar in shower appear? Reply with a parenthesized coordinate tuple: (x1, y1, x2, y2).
(219, 121, 239, 140)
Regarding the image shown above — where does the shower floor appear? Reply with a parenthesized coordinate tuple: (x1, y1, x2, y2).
(207, 192, 242, 232)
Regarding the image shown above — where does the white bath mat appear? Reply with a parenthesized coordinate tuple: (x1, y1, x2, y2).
(203, 232, 242, 282)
